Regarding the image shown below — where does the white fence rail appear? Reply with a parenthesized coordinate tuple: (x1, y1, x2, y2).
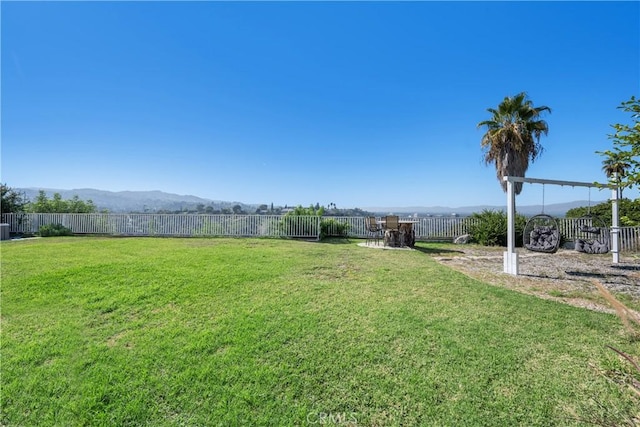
(2, 213, 639, 252)
(1, 214, 474, 240)
(1, 213, 321, 239)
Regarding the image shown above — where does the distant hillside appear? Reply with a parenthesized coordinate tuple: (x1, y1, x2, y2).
(16, 187, 604, 216)
(17, 188, 258, 213)
(363, 200, 609, 217)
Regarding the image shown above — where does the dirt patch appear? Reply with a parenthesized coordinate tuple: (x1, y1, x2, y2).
(432, 245, 640, 313)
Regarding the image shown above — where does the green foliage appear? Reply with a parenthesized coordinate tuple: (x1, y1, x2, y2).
(566, 198, 640, 226)
(319, 218, 350, 239)
(0, 184, 27, 215)
(285, 205, 325, 217)
(279, 205, 324, 238)
(38, 223, 73, 237)
(478, 92, 551, 195)
(28, 191, 97, 213)
(467, 209, 527, 246)
(597, 96, 640, 192)
(283, 206, 350, 239)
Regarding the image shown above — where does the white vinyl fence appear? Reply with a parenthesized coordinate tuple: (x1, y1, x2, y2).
(3, 213, 640, 252)
(1, 214, 476, 241)
(2, 213, 320, 239)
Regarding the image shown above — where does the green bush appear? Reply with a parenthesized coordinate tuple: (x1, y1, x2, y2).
(566, 198, 640, 226)
(320, 218, 350, 239)
(39, 223, 73, 237)
(468, 209, 526, 247)
(279, 205, 323, 238)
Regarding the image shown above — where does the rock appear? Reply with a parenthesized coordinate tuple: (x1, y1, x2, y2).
(454, 234, 470, 244)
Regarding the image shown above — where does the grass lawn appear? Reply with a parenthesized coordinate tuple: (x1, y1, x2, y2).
(1, 237, 639, 426)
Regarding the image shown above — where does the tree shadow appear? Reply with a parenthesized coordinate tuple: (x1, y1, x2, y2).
(565, 270, 630, 280)
(412, 245, 465, 256)
(611, 264, 640, 272)
(318, 237, 352, 245)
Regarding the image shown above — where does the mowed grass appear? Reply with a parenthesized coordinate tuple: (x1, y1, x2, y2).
(1, 237, 638, 426)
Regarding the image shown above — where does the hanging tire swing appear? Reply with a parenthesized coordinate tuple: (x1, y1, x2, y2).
(523, 184, 561, 253)
(523, 214, 561, 253)
(574, 189, 609, 254)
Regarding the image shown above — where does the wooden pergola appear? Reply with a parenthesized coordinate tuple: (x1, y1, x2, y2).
(503, 176, 620, 275)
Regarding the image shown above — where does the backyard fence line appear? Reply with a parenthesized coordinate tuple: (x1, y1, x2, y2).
(1, 213, 320, 239)
(2, 213, 639, 252)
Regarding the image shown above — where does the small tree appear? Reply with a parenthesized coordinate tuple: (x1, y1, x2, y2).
(280, 205, 324, 238)
(597, 96, 640, 194)
(28, 191, 97, 213)
(566, 199, 640, 226)
(601, 152, 631, 199)
(0, 184, 27, 216)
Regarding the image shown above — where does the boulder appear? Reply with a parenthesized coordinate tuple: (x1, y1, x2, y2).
(454, 234, 470, 244)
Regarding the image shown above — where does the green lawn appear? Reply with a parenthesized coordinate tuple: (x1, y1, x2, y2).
(1, 237, 638, 426)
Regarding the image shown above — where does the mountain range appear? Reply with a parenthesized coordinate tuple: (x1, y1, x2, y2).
(17, 188, 258, 213)
(17, 187, 604, 217)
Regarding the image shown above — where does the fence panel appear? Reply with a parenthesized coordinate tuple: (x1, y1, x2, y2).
(0, 213, 321, 239)
(321, 216, 478, 240)
(619, 227, 640, 252)
(2, 213, 639, 252)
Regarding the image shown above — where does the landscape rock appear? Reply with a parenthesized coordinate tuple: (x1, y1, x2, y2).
(454, 234, 471, 244)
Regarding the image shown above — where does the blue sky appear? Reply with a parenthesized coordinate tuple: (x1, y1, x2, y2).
(2, 1, 639, 209)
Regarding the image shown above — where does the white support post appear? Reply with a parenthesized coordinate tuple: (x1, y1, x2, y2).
(503, 178, 519, 275)
(611, 182, 620, 264)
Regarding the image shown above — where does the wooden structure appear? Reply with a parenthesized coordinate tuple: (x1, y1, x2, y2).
(503, 176, 619, 275)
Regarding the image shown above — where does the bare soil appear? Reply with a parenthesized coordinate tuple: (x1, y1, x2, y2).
(431, 245, 640, 314)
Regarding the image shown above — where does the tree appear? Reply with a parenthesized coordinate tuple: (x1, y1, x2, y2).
(601, 151, 631, 199)
(28, 191, 97, 213)
(0, 184, 27, 215)
(566, 198, 640, 226)
(478, 92, 551, 195)
(597, 96, 640, 193)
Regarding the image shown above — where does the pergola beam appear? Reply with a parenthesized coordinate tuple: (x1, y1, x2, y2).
(504, 176, 615, 189)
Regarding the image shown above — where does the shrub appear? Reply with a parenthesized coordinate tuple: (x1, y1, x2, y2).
(320, 218, 350, 239)
(467, 209, 526, 246)
(279, 205, 323, 238)
(39, 223, 73, 237)
(566, 198, 640, 226)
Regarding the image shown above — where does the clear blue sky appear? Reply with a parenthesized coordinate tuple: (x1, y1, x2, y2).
(2, 1, 639, 209)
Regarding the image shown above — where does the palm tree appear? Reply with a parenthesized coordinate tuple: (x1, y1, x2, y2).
(478, 92, 551, 195)
(602, 151, 631, 199)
